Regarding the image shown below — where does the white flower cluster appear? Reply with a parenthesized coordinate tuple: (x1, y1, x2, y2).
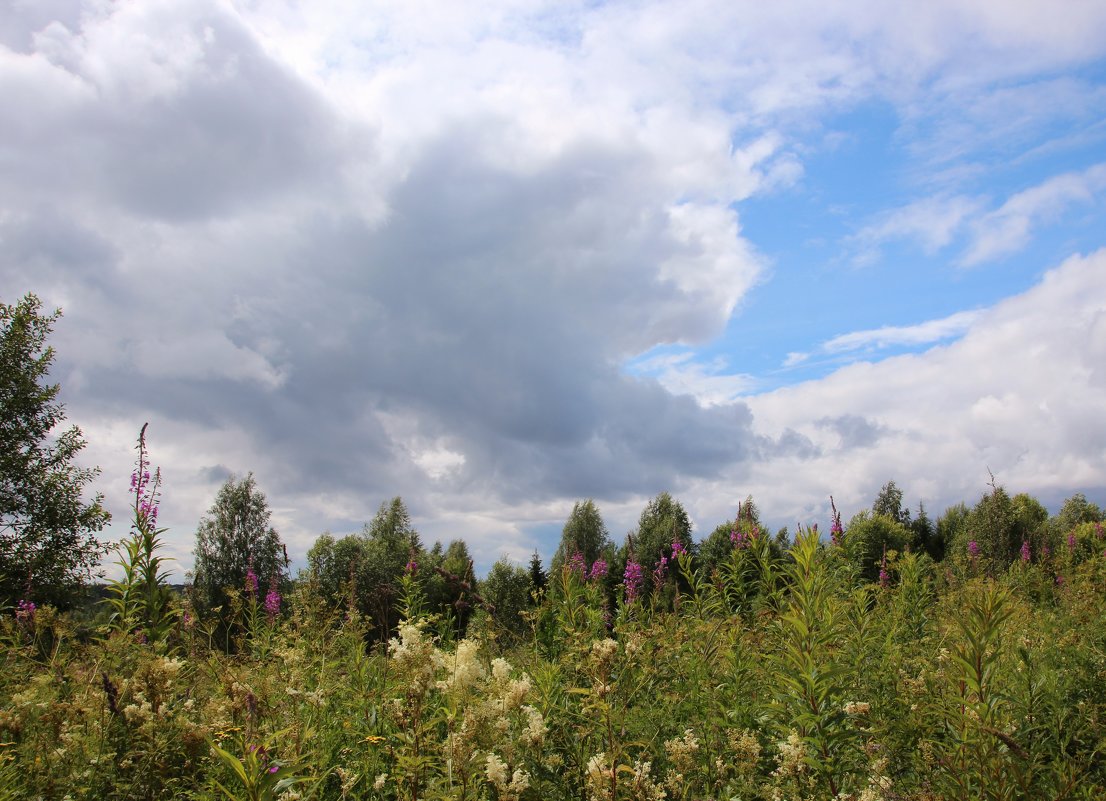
(484, 752, 530, 801)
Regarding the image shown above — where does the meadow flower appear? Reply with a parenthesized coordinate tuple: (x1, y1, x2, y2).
(245, 564, 259, 596)
(264, 579, 281, 621)
(588, 558, 608, 582)
(584, 752, 614, 801)
(968, 540, 979, 560)
(671, 540, 687, 557)
(624, 559, 644, 603)
(438, 638, 484, 693)
(15, 599, 36, 623)
(730, 527, 748, 548)
(568, 550, 587, 578)
(1068, 532, 1077, 551)
(830, 496, 843, 546)
(1021, 540, 1031, 562)
(652, 556, 668, 590)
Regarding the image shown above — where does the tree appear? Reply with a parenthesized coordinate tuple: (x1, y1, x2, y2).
(841, 510, 911, 582)
(0, 293, 111, 609)
(480, 558, 532, 639)
(873, 480, 911, 527)
(634, 491, 693, 572)
(528, 550, 547, 599)
(191, 473, 289, 629)
(551, 499, 612, 577)
(1051, 493, 1103, 538)
(305, 497, 427, 639)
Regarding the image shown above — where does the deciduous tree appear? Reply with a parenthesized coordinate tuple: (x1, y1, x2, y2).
(0, 293, 110, 609)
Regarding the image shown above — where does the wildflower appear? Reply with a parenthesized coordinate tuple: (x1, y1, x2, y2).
(438, 638, 484, 693)
(879, 546, 889, 588)
(405, 558, 418, 574)
(652, 556, 668, 590)
(967, 540, 979, 560)
(567, 550, 587, 578)
(1021, 540, 1031, 563)
(588, 558, 608, 582)
(584, 752, 614, 801)
(373, 773, 387, 790)
(730, 527, 748, 549)
(264, 579, 281, 621)
(830, 495, 843, 546)
(485, 754, 508, 787)
(1068, 532, 1077, 551)
(1056, 573, 1064, 586)
(671, 540, 687, 558)
(245, 564, 259, 596)
(623, 559, 644, 603)
(520, 705, 547, 746)
(630, 760, 666, 801)
(1095, 522, 1104, 539)
(773, 731, 808, 780)
(843, 701, 871, 715)
(15, 599, 36, 623)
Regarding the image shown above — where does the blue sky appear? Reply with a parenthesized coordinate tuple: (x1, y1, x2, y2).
(2, 1, 1105, 576)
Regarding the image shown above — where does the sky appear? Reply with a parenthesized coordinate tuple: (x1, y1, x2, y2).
(3, 0, 1106, 578)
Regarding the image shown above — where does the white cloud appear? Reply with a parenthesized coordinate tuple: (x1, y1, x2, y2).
(961, 163, 1106, 265)
(821, 310, 981, 355)
(848, 195, 984, 265)
(4, 0, 1106, 577)
(734, 249, 1106, 529)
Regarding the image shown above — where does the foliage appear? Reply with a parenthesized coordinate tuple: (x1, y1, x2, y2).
(479, 558, 532, 639)
(0, 293, 111, 610)
(551, 499, 613, 579)
(104, 425, 180, 645)
(841, 510, 911, 582)
(630, 491, 693, 599)
(872, 479, 911, 526)
(191, 473, 289, 644)
(3, 425, 1106, 800)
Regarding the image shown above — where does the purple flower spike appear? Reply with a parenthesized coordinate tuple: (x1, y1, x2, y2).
(587, 559, 608, 582)
(264, 579, 281, 621)
(623, 559, 643, 603)
(1021, 540, 1031, 563)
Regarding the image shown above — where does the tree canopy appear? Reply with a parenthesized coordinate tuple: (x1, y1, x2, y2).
(0, 293, 110, 609)
(191, 473, 289, 631)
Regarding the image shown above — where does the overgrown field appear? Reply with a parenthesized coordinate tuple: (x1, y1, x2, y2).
(3, 524, 1106, 801)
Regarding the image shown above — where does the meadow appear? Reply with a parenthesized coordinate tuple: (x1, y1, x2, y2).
(3, 515, 1105, 801)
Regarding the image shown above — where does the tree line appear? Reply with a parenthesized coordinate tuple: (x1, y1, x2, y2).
(3, 291, 1104, 645)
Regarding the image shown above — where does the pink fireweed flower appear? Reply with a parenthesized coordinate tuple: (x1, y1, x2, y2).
(587, 559, 608, 582)
(1068, 532, 1077, 552)
(878, 546, 889, 589)
(652, 556, 668, 591)
(1095, 522, 1104, 539)
(830, 496, 843, 546)
(15, 599, 36, 623)
(567, 550, 586, 579)
(623, 559, 644, 603)
(264, 579, 281, 621)
(245, 564, 259, 596)
(1021, 540, 1031, 563)
(671, 540, 687, 558)
(405, 559, 418, 575)
(730, 527, 748, 549)
(967, 540, 979, 560)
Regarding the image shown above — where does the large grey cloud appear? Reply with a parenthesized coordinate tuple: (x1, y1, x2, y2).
(3, 0, 1106, 574)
